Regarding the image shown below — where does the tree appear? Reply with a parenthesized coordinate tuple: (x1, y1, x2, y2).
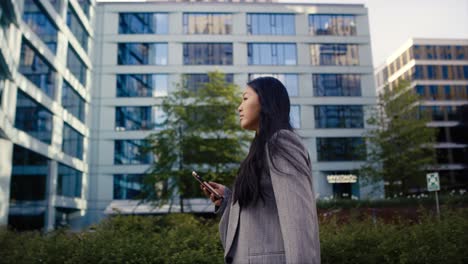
(359, 80, 437, 197)
(140, 71, 252, 212)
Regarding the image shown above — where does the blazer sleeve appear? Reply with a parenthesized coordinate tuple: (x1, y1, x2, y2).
(266, 130, 321, 264)
(214, 186, 232, 216)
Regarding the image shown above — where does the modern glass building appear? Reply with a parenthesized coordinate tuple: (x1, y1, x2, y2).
(0, 0, 94, 231)
(375, 38, 468, 194)
(90, 0, 379, 223)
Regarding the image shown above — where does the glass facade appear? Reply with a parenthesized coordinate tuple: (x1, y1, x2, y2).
(184, 73, 233, 92)
(67, 46, 87, 86)
(67, 4, 89, 51)
(115, 106, 166, 131)
(113, 174, 142, 199)
(19, 40, 57, 99)
(15, 90, 53, 144)
(118, 43, 168, 65)
(413, 65, 468, 80)
(114, 140, 151, 165)
(412, 45, 468, 60)
(249, 73, 299, 96)
(183, 43, 232, 65)
(316, 137, 365, 161)
(248, 43, 297, 65)
(308, 14, 356, 36)
(62, 80, 85, 122)
(117, 74, 168, 97)
(315, 105, 364, 128)
(62, 123, 84, 159)
(119, 13, 168, 34)
(310, 44, 359, 66)
(57, 164, 82, 198)
(77, 0, 91, 18)
(290, 105, 300, 128)
(419, 105, 465, 121)
(11, 145, 49, 201)
(48, 0, 61, 12)
(22, 0, 58, 53)
(313, 74, 361, 96)
(183, 13, 232, 34)
(247, 13, 295, 35)
(415, 85, 468, 101)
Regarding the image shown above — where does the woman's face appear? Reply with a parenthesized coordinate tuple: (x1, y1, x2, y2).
(238, 85, 261, 133)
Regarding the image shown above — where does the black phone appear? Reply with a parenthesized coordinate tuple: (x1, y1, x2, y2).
(192, 171, 223, 200)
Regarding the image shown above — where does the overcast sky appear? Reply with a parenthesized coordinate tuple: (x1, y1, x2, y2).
(280, 0, 468, 66)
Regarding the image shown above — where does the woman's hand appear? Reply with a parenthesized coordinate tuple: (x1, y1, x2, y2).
(200, 181, 225, 207)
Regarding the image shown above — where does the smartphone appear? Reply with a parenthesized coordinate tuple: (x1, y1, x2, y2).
(192, 171, 223, 200)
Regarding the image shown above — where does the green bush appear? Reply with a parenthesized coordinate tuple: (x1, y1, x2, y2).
(1, 209, 467, 263)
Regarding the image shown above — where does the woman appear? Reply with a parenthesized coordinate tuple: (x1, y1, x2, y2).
(201, 77, 320, 264)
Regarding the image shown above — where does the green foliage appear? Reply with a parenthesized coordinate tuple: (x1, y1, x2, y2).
(360, 80, 437, 197)
(1, 209, 467, 263)
(141, 71, 252, 211)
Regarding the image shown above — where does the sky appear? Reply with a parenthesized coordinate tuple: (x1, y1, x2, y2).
(98, 0, 468, 67)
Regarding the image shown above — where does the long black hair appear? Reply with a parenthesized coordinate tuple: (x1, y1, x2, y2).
(232, 76, 306, 208)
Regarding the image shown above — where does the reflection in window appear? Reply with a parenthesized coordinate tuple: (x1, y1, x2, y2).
(57, 164, 82, 198)
(114, 174, 142, 199)
(310, 44, 359, 66)
(183, 13, 232, 34)
(119, 13, 168, 34)
(248, 43, 297, 65)
(313, 74, 361, 96)
(290, 105, 300, 128)
(249, 74, 299, 96)
(62, 81, 85, 122)
(115, 106, 167, 131)
(19, 40, 57, 99)
(118, 43, 168, 65)
(183, 43, 232, 65)
(117, 74, 168, 97)
(67, 46, 87, 86)
(309, 14, 356, 36)
(67, 4, 89, 51)
(247, 13, 295, 35)
(23, 0, 58, 53)
(62, 123, 84, 160)
(184, 73, 233, 92)
(316, 137, 365, 161)
(15, 90, 53, 144)
(315, 105, 363, 128)
(114, 140, 151, 165)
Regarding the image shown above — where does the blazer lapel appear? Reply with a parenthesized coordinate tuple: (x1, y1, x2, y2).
(224, 200, 240, 258)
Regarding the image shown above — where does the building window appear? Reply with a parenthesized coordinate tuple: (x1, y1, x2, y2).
(183, 73, 233, 92)
(183, 13, 232, 34)
(62, 123, 84, 159)
(15, 90, 53, 144)
(115, 106, 166, 131)
(290, 105, 300, 128)
(22, 0, 58, 53)
(248, 43, 297, 65)
(67, 4, 89, 51)
(412, 65, 468, 80)
(183, 43, 232, 65)
(247, 13, 295, 35)
(308, 14, 356, 36)
(57, 164, 82, 198)
(77, 0, 91, 19)
(316, 137, 365, 161)
(19, 40, 57, 99)
(313, 74, 361, 96)
(67, 46, 87, 87)
(118, 43, 168, 65)
(48, 0, 61, 12)
(249, 74, 299, 96)
(117, 74, 168, 97)
(61, 81, 85, 122)
(310, 44, 359, 66)
(114, 140, 151, 165)
(315, 105, 364, 128)
(119, 13, 168, 34)
(114, 174, 143, 199)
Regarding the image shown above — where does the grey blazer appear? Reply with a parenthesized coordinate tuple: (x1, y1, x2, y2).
(214, 129, 321, 264)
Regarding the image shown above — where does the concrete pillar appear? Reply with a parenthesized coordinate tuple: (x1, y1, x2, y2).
(0, 139, 13, 226)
